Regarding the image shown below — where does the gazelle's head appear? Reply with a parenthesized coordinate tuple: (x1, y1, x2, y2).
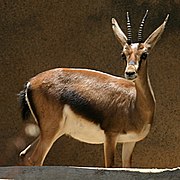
(112, 10, 169, 80)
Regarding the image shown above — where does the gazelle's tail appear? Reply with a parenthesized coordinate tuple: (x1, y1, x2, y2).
(18, 82, 38, 124)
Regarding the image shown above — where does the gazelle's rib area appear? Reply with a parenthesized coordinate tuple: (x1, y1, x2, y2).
(63, 105, 150, 144)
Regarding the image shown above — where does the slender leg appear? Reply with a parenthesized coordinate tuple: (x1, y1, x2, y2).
(19, 137, 40, 165)
(28, 136, 55, 165)
(104, 132, 118, 168)
(25, 132, 63, 166)
(19, 89, 66, 166)
(19, 126, 64, 166)
(122, 142, 136, 168)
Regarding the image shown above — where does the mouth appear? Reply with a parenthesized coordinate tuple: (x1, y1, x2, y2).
(124, 73, 137, 80)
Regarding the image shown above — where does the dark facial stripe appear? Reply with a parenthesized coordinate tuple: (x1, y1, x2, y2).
(138, 59, 143, 71)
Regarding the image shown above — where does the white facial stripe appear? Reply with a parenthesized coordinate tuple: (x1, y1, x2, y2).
(135, 62, 139, 71)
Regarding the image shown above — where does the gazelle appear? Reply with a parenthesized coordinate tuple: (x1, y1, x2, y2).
(18, 11, 169, 167)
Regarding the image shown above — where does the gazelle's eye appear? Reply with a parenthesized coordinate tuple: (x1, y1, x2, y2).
(121, 53, 126, 61)
(141, 52, 148, 60)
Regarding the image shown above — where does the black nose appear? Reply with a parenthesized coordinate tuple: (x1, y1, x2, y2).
(125, 71, 135, 76)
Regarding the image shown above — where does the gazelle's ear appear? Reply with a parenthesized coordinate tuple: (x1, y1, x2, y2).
(144, 14, 169, 50)
(112, 18, 127, 47)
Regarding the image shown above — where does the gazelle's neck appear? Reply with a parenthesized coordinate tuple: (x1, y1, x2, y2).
(134, 61, 156, 123)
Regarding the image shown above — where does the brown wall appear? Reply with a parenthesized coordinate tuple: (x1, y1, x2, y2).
(0, 0, 179, 167)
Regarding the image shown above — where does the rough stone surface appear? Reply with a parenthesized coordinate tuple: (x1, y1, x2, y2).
(0, 167, 180, 180)
(0, 1, 179, 167)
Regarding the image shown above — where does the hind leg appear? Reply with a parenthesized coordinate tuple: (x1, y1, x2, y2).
(19, 115, 65, 166)
(19, 87, 66, 165)
(28, 113, 66, 165)
(20, 130, 64, 166)
(19, 137, 39, 165)
(28, 131, 64, 166)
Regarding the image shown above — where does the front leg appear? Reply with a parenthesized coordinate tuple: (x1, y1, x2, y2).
(104, 132, 118, 168)
(122, 142, 136, 168)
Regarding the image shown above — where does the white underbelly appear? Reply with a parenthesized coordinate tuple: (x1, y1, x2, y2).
(62, 105, 150, 144)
